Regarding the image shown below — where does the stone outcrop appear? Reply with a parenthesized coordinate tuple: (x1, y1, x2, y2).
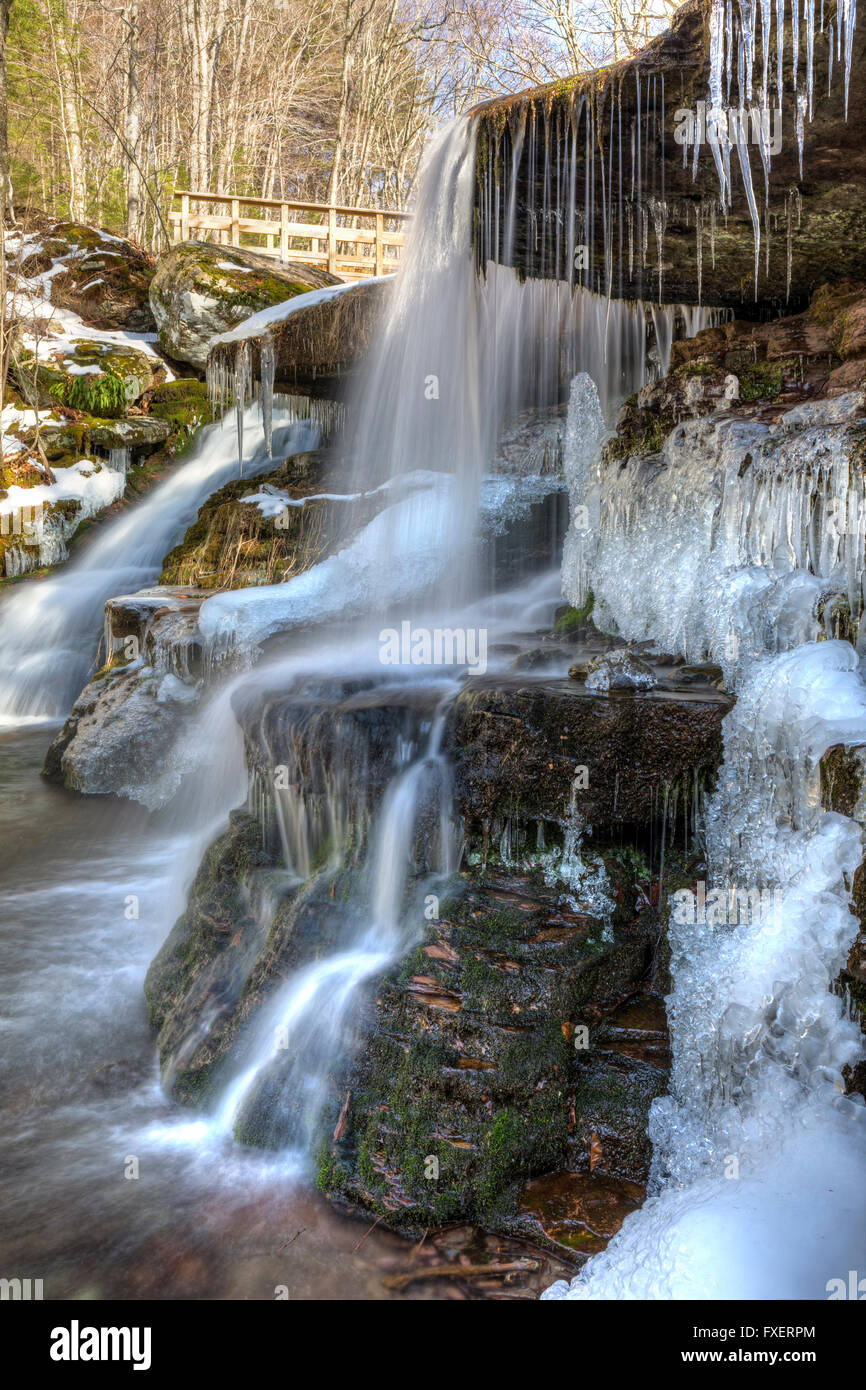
(206, 277, 390, 397)
(43, 588, 208, 797)
(150, 242, 340, 371)
(143, 646, 726, 1256)
(607, 280, 866, 467)
(158, 449, 375, 590)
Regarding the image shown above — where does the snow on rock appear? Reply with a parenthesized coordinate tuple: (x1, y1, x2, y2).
(198, 475, 455, 653)
(213, 278, 388, 347)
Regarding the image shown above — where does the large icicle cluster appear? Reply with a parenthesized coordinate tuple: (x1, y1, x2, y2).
(548, 377, 866, 1299)
(476, 0, 859, 306)
(700, 0, 857, 296)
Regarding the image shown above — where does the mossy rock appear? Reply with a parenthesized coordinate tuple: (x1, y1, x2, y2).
(149, 241, 341, 371)
(737, 359, 786, 401)
(11, 339, 157, 418)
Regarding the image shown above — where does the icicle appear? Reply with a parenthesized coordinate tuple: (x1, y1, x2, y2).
(796, 89, 807, 177)
(828, 21, 834, 90)
(708, 0, 731, 206)
(842, 0, 857, 119)
(691, 101, 702, 183)
(759, 0, 771, 105)
(785, 185, 802, 301)
(752, 104, 772, 204)
(806, 0, 815, 119)
(627, 201, 634, 278)
(792, 0, 800, 91)
(260, 333, 276, 458)
(726, 0, 734, 101)
(733, 110, 761, 298)
(107, 447, 130, 476)
(710, 198, 717, 267)
(234, 339, 251, 474)
(739, 0, 755, 102)
(649, 197, 668, 302)
(696, 201, 704, 304)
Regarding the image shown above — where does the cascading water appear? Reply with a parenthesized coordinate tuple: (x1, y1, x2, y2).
(121, 119, 722, 1178)
(195, 121, 715, 663)
(0, 401, 324, 722)
(206, 695, 458, 1158)
(545, 376, 866, 1298)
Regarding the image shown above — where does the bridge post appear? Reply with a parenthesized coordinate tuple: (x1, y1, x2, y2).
(328, 207, 337, 275)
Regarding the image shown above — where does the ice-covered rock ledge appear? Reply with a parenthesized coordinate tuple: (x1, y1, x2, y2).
(206, 276, 391, 401)
(546, 346, 866, 1298)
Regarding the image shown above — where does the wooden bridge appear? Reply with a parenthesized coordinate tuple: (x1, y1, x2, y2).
(169, 191, 410, 281)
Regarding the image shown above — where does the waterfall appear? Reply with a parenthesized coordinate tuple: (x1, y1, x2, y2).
(196, 120, 714, 662)
(0, 401, 323, 723)
(547, 379, 866, 1299)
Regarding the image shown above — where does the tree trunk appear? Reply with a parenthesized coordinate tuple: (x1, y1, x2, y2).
(0, 0, 11, 225)
(125, 0, 143, 241)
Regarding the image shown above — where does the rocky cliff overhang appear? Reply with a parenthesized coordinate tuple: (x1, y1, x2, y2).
(470, 0, 866, 313)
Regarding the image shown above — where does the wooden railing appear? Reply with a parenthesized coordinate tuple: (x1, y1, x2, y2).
(169, 191, 410, 280)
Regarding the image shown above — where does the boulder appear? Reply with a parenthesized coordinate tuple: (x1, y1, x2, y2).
(42, 587, 208, 797)
(149, 242, 340, 371)
(43, 222, 157, 332)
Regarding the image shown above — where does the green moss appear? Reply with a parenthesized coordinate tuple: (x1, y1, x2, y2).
(737, 360, 785, 401)
(149, 379, 208, 404)
(555, 592, 594, 632)
(605, 414, 666, 460)
(672, 358, 718, 379)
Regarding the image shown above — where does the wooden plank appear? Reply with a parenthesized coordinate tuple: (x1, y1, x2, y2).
(280, 204, 289, 263)
(173, 190, 411, 220)
(375, 213, 384, 277)
(333, 228, 377, 246)
(183, 214, 231, 231)
(180, 193, 190, 241)
(231, 198, 240, 247)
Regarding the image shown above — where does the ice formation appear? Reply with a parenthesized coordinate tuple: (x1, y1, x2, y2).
(547, 376, 866, 1299)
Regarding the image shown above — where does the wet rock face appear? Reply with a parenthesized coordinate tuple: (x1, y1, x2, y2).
(144, 683, 451, 1112)
(451, 674, 729, 841)
(606, 281, 866, 469)
(316, 866, 671, 1248)
(472, 0, 866, 311)
(158, 448, 378, 591)
(141, 649, 718, 1249)
(584, 648, 657, 692)
(150, 242, 340, 371)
